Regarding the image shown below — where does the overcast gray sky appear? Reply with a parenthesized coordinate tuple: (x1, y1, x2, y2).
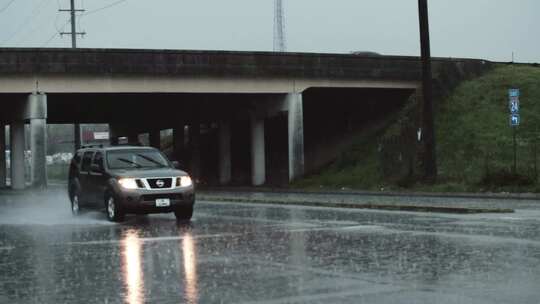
(0, 0, 538, 62)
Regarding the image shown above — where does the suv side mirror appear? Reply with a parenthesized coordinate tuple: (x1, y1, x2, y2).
(171, 161, 181, 169)
(91, 164, 103, 173)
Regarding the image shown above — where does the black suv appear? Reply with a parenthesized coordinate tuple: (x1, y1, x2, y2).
(68, 145, 195, 222)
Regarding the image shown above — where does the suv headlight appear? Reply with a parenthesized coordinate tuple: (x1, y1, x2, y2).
(118, 178, 138, 189)
(177, 176, 193, 187)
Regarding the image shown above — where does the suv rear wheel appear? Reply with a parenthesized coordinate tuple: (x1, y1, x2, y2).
(71, 192, 81, 216)
(105, 194, 125, 222)
(70, 186, 81, 216)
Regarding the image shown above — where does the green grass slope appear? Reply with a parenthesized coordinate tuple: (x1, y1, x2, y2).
(294, 117, 393, 190)
(435, 64, 540, 192)
(295, 64, 540, 193)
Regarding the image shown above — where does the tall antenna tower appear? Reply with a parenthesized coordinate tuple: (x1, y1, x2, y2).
(273, 0, 286, 52)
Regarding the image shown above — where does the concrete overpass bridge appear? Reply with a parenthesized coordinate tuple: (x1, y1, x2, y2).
(0, 48, 491, 189)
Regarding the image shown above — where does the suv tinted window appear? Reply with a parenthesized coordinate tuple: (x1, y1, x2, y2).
(81, 151, 94, 172)
(92, 152, 104, 172)
(107, 149, 169, 169)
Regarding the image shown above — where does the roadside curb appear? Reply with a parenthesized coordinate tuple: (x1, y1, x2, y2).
(199, 187, 540, 201)
(0, 189, 31, 196)
(197, 195, 515, 214)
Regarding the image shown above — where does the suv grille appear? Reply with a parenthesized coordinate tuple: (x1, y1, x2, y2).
(146, 178, 173, 189)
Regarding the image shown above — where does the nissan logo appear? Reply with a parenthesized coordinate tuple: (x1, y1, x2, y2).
(156, 180, 165, 188)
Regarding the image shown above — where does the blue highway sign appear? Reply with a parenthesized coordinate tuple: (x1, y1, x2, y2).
(510, 114, 520, 127)
(509, 97, 520, 114)
(509, 89, 520, 98)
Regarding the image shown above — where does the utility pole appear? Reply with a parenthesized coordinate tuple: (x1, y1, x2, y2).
(59, 0, 85, 149)
(59, 0, 86, 48)
(418, 0, 437, 181)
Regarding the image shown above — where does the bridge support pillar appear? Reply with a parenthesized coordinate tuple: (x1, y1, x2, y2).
(251, 114, 266, 186)
(27, 93, 48, 188)
(218, 121, 232, 185)
(287, 93, 305, 182)
(30, 118, 47, 188)
(109, 124, 119, 146)
(10, 120, 25, 190)
(0, 123, 6, 188)
(173, 124, 185, 167)
(127, 131, 139, 145)
(149, 130, 160, 149)
(188, 122, 201, 183)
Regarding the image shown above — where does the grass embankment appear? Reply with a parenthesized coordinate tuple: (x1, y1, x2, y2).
(295, 64, 540, 193)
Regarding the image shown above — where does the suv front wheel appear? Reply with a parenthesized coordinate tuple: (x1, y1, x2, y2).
(174, 205, 193, 221)
(105, 193, 125, 222)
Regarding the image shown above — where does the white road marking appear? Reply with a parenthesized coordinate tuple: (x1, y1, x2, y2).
(287, 225, 386, 233)
(63, 232, 241, 246)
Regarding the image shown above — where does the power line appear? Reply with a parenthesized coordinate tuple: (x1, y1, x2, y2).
(54, 7, 62, 31)
(41, 29, 61, 47)
(2, 0, 51, 46)
(41, 19, 70, 47)
(0, 0, 16, 14)
(40, 1, 68, 47)
(76, 0, 85, 41)
(81, 0, 128, 17)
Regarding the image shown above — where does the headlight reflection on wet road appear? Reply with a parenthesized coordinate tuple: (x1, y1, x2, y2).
(120, 226, 199, 304)
(122, 230, 144, 304)
(182, 231, 198, 304)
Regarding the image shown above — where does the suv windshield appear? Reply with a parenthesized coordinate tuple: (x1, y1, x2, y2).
(107, 149, 169, 169)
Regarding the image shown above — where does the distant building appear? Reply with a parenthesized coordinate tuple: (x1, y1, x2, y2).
(350, 51, 382, 57)
(82, 130, 110, 146)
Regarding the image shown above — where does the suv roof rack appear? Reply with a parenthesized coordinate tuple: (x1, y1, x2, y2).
(81, 144, 104, 149)
(111, 142, 144, 147)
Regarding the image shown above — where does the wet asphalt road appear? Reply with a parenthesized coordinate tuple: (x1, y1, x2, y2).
(1, 190, 540, 304)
